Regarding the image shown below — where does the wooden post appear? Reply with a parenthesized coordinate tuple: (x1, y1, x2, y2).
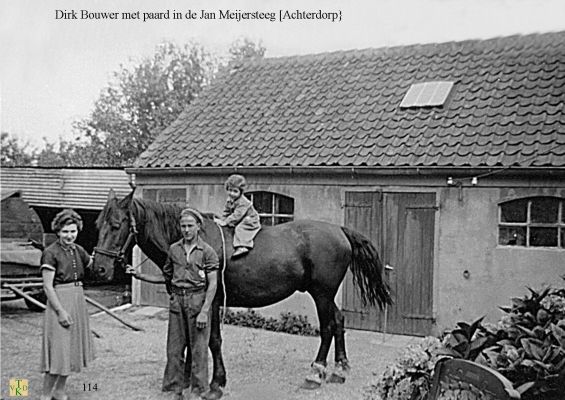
(4, 284, 101, 338)
(383, 263, 393, 343)
(5, 284, 46, 310)
(382, 304, 388, 343)
(84, 295, 144, 332)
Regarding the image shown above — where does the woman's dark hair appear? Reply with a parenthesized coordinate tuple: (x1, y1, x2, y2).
(51, 209, 83, 233)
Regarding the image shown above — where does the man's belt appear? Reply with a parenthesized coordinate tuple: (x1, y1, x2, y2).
(171, 286, 205, 295)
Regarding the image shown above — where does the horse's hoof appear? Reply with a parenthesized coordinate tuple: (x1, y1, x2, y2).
(327, 361, 348, 383)
(337, 360, 350, 372)
(300, 379, 322, 390)
(327, 373, 346, 384)
(201, 388, 223, 400)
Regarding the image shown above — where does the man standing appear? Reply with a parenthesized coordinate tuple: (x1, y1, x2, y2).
(128, 208, 218, 400)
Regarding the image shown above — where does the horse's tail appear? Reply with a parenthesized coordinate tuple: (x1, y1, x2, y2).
(341, 226, 393, 309)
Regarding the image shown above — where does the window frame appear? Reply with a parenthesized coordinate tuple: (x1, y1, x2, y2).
(247, 191, 295, 226)
(498, 196, 564, 248)
(399, 81, 455, 108)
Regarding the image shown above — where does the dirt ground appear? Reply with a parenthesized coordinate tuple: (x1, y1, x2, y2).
(1, 293, 420, 400)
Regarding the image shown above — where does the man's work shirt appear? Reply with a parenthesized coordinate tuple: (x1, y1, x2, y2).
(163, 237, 219, 290)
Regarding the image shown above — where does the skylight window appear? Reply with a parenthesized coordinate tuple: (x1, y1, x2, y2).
(400, 81, 454, 108)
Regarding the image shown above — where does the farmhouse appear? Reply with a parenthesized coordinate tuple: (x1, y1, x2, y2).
(128, 31, 565, 336)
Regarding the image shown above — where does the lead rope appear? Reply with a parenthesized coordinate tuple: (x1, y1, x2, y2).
(215, 221, 228, 329)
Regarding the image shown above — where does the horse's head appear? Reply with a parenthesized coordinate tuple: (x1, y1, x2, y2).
(92, 189, 134, 281)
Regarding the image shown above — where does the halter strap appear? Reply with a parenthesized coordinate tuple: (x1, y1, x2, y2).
(93, 212, 138, 263)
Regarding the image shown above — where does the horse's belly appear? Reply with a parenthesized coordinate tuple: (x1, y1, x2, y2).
(225, 285, 298, 308)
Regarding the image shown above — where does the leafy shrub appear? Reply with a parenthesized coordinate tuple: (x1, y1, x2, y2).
(364, 337, 443, 400)
(368, 278, 565, 400)
(222, 308, 319, 336)
(441, 316, 498, 361)
(479, 286, 565, 400)
(439, 285, 564, 399)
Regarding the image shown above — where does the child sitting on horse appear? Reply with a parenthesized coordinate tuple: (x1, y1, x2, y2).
(215, 174, 261, 257)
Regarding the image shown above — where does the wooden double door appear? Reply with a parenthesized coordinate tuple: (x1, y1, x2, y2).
(342, 191, 437, 336)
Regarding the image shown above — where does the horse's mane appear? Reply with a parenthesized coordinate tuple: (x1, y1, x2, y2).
(130, 198, 180, 245)
(130, 198, 216, 245)
(96, 192, 219, 253)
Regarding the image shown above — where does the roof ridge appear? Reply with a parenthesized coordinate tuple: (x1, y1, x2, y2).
(231, 30, 565, 66)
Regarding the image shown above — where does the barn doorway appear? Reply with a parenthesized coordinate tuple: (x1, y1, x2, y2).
(343, 191, 437, 336)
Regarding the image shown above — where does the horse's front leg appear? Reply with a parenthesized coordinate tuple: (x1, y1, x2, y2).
(206, 299, 225, 400)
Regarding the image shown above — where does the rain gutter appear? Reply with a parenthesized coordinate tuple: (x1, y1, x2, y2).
(125, 165, 565, 178)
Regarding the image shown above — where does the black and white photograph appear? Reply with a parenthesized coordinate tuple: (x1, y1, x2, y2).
(1, 0, 565, 399)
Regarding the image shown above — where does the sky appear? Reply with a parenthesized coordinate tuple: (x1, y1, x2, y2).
(1, 0, 565, 149)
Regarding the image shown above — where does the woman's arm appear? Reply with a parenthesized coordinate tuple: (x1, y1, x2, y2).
(78, 246, 93, 269)
(41, 268, 73, 327)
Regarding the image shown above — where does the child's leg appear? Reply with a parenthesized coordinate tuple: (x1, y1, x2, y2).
(41, 373, 57, 399)
(232, 224, 254, 257)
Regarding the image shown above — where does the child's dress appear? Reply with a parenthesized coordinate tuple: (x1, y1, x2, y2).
(221, 195, 261, 249)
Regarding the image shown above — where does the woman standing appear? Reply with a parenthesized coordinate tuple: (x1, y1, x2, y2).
(40, 209, 95, 400)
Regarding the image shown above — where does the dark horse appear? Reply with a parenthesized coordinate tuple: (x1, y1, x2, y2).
(92, 190, 392, 397)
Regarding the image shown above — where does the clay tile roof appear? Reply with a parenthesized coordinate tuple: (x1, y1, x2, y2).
(135, 31, 565, 169)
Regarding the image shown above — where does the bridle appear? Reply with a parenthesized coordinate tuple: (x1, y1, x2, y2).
(93, 212, 138, 268)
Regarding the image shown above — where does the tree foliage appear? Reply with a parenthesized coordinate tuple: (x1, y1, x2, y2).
(228, 37, 266, 62)
(73, 41, 218, 166)
(68, 38, 265, 167)
(0, 133, 100, 167)
(1, 132, 35, 166)
(4, 38, 266, 168)
(35, 138, 101, 167)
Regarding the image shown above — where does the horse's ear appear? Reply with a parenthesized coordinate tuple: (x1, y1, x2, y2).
(118, 190, 135, 208)
(107, 189, 116, 201)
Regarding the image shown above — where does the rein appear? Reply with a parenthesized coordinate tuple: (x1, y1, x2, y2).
(93, 212, 138, 267)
